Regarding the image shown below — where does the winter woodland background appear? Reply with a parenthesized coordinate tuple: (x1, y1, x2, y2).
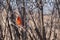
(0, 0, 60, 40)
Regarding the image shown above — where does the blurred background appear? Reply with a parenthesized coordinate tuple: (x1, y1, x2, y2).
(0, 0, 60, 40)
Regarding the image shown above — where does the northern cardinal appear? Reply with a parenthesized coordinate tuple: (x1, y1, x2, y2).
(16, 16, 22, 26)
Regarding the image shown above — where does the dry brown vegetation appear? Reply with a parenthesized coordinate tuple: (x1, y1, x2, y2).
(0, 0, 60, 40)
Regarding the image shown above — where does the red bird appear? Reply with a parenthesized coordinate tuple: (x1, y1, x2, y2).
(16, 16, 22, 26)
